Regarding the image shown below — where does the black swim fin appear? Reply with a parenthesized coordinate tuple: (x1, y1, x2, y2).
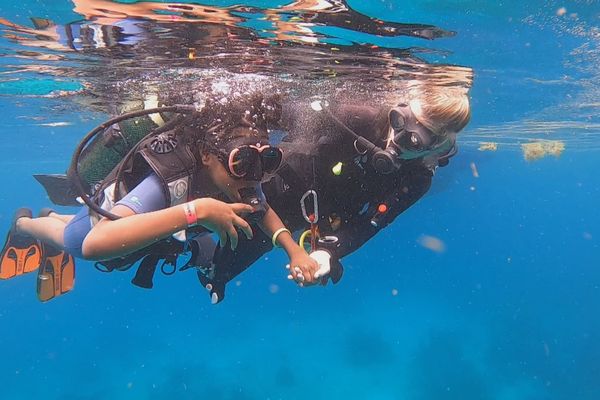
(0, 208, 42, 279)
(33, 174, 80, 206)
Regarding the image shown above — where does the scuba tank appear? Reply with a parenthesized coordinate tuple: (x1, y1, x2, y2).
(34, 100, 181, 207)
(77, 101, 169, 191)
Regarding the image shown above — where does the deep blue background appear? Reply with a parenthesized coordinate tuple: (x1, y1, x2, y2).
(0, 1, 599, 399)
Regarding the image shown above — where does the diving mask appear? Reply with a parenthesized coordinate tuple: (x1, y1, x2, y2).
(213, 138, 283, 181)
(388, 104, 451, 159)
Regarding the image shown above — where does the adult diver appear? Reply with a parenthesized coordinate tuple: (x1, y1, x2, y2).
(191, 85, 472, 303)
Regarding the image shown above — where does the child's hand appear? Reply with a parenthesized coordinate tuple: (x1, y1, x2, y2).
(194, 198, 254, 250)
(286, 250, 319, 286)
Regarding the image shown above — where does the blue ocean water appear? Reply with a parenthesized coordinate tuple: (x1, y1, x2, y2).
(0, 1, 599, 399)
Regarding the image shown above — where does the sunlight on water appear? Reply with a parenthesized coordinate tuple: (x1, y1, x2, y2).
(0, 1, 470, 111)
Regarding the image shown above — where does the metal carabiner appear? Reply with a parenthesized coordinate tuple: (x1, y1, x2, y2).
(300, 190, 319, 224)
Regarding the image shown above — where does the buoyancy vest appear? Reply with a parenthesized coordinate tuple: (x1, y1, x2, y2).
(92, 127, 200, 221)
(92, 126, 210, 275)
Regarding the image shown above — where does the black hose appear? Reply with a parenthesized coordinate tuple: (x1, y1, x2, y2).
(68, 105, 198, 220)
(321, 106, 381, 156)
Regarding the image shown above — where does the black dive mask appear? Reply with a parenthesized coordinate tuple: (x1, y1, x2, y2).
(388, 105, 439, 153)
(371, 104, 451, 173)
(215, 138, 283, 182)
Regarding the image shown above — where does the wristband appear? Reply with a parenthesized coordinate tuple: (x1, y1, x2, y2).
(272, 228, 291, 248)
(183, 201, 197, 228)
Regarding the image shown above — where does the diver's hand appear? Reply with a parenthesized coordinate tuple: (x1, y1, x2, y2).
(193, 198, 254, 250)
(286, 250, 319, 287)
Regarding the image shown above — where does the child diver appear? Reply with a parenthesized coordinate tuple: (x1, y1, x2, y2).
(0, 94, 319, 302)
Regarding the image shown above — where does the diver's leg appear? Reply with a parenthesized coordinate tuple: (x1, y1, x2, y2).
(39, 207, 75, 224)
(15, 216, 66, 249)
(47, 213, 74, 224)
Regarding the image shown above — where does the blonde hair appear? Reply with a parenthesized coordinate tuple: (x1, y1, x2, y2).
(409, 86, 471, 136)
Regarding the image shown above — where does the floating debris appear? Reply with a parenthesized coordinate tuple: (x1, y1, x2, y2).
(521, 140, 565, 161)
(478, 142, 498, 151)
(417, 235, 446, 253)
(391, 288, 398, 296)
(556, 7, 567, 17)
(543, 341, 550, 357)
(470, 162, 480, 178)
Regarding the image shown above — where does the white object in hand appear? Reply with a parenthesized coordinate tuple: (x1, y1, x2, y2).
(310, 250, 331, 279)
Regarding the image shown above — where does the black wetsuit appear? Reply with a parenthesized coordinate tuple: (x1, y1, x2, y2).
(201, 103, 436, 301)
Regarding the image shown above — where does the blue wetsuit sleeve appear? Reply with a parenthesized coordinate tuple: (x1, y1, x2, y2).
(116, 173, 168, 214)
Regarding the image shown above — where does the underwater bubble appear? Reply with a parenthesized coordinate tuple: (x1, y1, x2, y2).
(212, 80, 231, 95)
(310, 100, 324, 111)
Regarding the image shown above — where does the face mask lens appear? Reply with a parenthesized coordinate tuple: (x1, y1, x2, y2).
(229, 146, 259, 177)
(389, 109, 405, 132)
(395, 131, 422, 151)
(410, 134, 420, 147)
(261, 146, 283, 173)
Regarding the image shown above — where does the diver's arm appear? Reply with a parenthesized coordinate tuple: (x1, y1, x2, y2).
(258, 206, 319, 284)
(81, 198, 253, 261)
